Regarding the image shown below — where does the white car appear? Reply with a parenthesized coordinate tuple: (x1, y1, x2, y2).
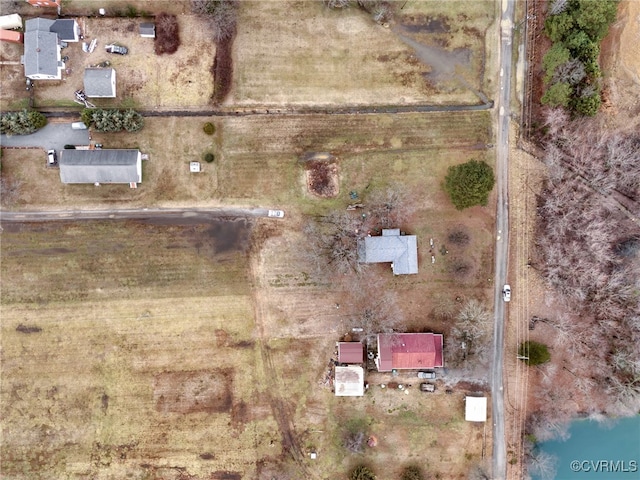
(503, 285, 511, 302)
(47, 149, 57, 166)
(417, 371, 436, 379)
(268, 210, 285, 218)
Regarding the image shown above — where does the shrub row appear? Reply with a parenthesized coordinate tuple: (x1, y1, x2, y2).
(81, 108, 144, 133)
(0, 110, 47, 135)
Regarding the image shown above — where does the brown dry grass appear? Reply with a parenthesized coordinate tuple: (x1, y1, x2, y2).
(0, 15, 215, 111)
(154, 13, 180, 56)
(231, 0, 496, 106)
(2, 105, 496, 478)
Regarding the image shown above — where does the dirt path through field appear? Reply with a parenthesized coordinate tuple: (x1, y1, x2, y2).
(249, 238, 314, 479)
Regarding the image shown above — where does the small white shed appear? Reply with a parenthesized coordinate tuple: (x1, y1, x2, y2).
(0, 14, 23, 30)
(334, 366, 364, 397)
(465, 396, 487, 422)
(139, 22, 155, 38)
(190, 162, 201, 173)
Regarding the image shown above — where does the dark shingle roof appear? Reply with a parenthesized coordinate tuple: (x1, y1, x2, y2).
(59, 150, 141, 184)
(50, 19, 77, 41)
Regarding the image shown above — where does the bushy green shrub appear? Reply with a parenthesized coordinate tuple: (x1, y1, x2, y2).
(81, 108, 144, 132)
(519, 341, 550, 366)
(350, 465, 376, 480)
(204, 152, 215, 163)
(573, 91, 601, 116)
(400, 465, 424, 480)
(203, 122, 215, 135)
(541, 82, 572, 107)
(443, 160, 495, 210)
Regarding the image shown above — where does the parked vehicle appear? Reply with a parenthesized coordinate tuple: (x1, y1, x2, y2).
(420, 383, 435, 392)
(105, 44, 128, 55)
(47, 149, 57, 166)
(503, 284, 511, 302)
(417, 370, 436, 379)
(71, 122, 88, 130)
(268, 210, 285, 218)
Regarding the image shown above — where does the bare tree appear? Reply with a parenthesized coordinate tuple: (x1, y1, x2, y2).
(324, 0, 351, 8)
(446, 299, 492, 369)
(526, 450, 559, 480)
(191, 0, 238, 42)
(304, 185, 417, 276)
(549, 0, 569, 15)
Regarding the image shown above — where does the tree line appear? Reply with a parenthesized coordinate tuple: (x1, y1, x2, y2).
(525, 108, 640, 476)
(541, 0, 618, 115)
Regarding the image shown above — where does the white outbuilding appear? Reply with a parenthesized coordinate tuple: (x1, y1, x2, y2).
(465, 396, 487, 422)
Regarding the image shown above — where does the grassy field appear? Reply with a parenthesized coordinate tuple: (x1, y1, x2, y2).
(1, 2, 498, 476)
(1, 217, 491, 479)
(1, 109, 496, 479)
(232, 0, 496, 106)
(1, 0, 496, 110)
(1, 111, 490, 209)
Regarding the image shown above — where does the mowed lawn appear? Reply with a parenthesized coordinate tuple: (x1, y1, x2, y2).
(1, 111, 490, 209)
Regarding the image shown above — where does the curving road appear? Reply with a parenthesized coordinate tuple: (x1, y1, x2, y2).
(492, 0, 516, 479)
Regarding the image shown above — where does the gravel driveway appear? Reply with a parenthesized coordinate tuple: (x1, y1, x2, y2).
(0, 123, 90, 151)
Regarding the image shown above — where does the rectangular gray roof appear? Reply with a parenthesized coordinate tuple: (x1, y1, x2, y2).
(25, 17, 55, 32)
(60, 150, 141, 184)
(139, 22, 155, 36)
(23, 30, 60, 77)
(84, 68, 116, 97)
(50, 19, 78, 41)
(359, 229, 418, 275)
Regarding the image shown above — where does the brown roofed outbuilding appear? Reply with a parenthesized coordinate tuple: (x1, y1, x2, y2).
(338, 342, 364, 364)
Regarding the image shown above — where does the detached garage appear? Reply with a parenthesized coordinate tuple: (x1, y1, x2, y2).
(84, 68, 116, 98)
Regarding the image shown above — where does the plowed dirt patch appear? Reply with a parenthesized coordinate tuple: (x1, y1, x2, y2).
(153, 370, 232, 414)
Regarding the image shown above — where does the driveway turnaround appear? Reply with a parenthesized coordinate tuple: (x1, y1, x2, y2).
(0, 123, 90, 151)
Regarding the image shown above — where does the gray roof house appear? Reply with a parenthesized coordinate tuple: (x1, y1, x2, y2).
(84, 68, 116, 98)
(139, 22, 155, 38)
(22, 17, 79, 79)
(60, 149, 142, 186)
(358, 228, 418, 275)
(23, 28, 61, 79)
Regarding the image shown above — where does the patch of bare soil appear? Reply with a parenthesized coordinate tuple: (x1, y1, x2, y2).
(600, 0, 640, 123)
(305, 160, 340, 198)
(213, 29, 236, 105)
(154, 13, 180, 55)
(153, 370, 232, 414)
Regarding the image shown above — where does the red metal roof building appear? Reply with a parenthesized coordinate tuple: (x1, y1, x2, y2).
(25, 0, 61, 8)
(338, 342, 364, 364)
(0, 30, 23, 43)
(375, 333, 444, 372)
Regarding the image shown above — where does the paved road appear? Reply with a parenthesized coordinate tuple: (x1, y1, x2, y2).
(34, 101, 493, 119)
(0, 123, 89, 151)
(0, 207, 278, 223)
(492, 0, 516, 479)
